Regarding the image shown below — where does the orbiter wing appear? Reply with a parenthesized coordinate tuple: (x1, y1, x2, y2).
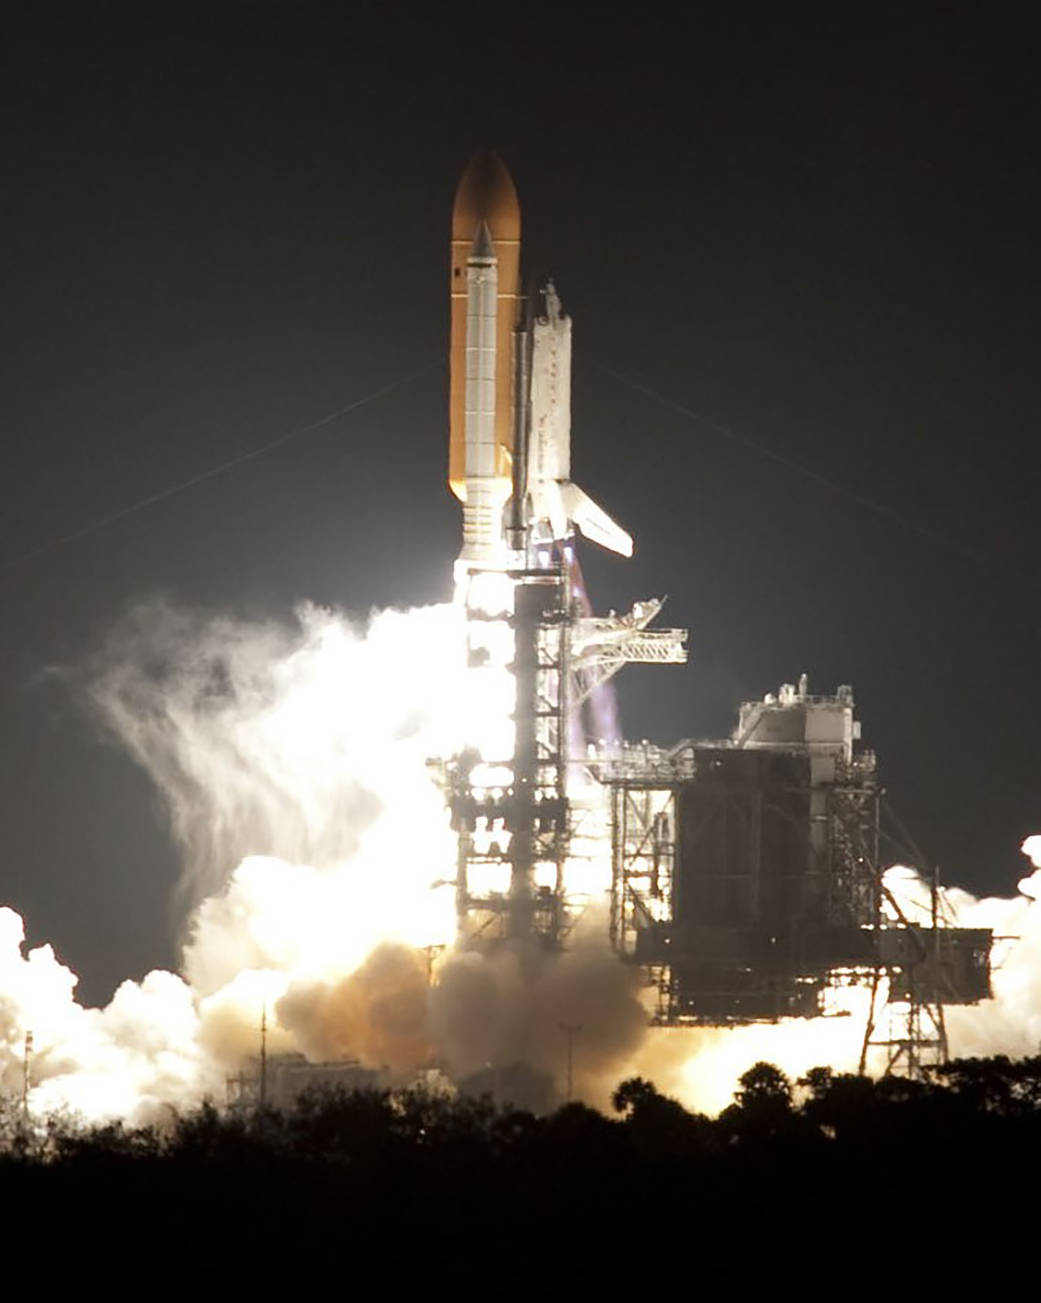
(559, 482, 633, 557)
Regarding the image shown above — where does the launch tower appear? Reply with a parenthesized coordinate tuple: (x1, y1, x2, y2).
(440, 152, 992, 1075)
(595, 677, 991, 1072)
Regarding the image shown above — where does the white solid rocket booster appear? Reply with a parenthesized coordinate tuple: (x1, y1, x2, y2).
(461, 223, 503, 562)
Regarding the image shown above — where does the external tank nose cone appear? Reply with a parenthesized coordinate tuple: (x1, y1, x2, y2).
(452, 150, 521, 243)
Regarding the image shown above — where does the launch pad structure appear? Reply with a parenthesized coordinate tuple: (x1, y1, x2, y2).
(446, 558, 688, 950)
(592, 681, 991, 1072)
(441, 150, 994, 1077)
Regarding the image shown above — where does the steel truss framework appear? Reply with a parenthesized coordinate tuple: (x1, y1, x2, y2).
(858, 875, 991, 1076)
(570, 599, 687, 706)
(597, 745, 991, 1077)
(447, 573, 688, 953)
(448, 566, 571, 949)
(860, 966, 949, 1078)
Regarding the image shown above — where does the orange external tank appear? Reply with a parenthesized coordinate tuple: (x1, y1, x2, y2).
(449, 150, 521, 505)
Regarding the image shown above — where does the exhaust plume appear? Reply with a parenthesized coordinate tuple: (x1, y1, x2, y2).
(2, 597, 1041, 1124)
(429, 913, 647, 1107)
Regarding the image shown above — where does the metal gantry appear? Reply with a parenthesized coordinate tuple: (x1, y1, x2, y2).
(594, 687, 993, 1077)
(602, 747, 685, 960)
(449, 565, 573, 949)
(447, 569, 687, 954)
(570, 599, 687, 707)
(859, 874, 990, 1076)
(444, 589, 991, 1080)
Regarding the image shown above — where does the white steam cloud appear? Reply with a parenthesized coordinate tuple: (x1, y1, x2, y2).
(1, 597, 1040, 1123)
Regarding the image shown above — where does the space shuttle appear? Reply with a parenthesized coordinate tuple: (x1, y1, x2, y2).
(449, 151, 632, 568)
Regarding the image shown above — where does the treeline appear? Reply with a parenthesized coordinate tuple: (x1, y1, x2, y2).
(3, 1057, 1039, 1256)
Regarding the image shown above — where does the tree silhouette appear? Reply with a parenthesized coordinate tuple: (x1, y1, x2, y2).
(719, 1061, 802, 1139)
(5, 1052, 1041, 1260)
(611, 1076, 659, 1116)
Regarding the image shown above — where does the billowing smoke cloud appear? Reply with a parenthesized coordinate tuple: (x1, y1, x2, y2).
(0, 599, 466, 1121)
(278, 943, 431, 1074)
(930, 852, 1041, 1059)
(429, 912, 647, 1106)
(0, 904, 216, 1122)
(3, 595, 1041, 1125)
(83, 599, 463, 912)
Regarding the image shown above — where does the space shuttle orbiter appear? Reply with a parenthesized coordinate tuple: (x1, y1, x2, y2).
(524, 281, 632, 558)
(449, 151, 632, 567)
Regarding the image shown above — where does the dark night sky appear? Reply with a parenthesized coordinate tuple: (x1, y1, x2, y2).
(1, 6, 1037, 1004)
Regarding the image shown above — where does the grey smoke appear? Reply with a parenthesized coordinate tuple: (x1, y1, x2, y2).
(429, 910, 648, 1100)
